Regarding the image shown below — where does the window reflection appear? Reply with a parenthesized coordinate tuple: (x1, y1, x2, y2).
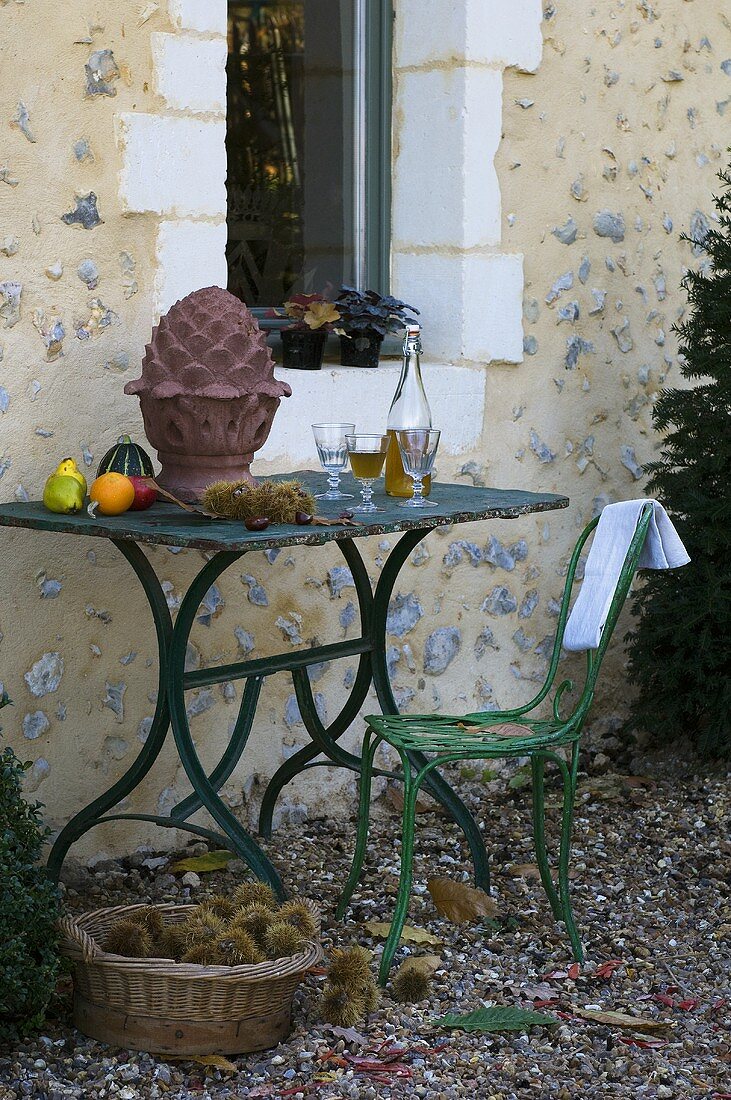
(227, 1, 358, 308)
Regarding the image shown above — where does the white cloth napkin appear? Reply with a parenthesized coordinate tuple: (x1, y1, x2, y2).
(563, 499, 690, 652)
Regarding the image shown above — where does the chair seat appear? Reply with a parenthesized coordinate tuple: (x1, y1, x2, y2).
(365, 712, 579, 756)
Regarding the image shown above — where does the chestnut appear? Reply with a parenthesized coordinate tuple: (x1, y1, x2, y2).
(295, 511, 313, 525)
(245, 516, 270, 531)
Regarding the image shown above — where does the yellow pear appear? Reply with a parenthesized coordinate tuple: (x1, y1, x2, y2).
(43, 474, 85, 515)
(55, 457, 87, 496)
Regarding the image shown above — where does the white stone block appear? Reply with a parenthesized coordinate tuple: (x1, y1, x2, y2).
(258, 362, 486, 464)
(117, 113, 226, 218)
(154, 220, 228, 315)
(395, 1, 466, 69)
(168, 0, 226, 36)
(467, 0, 543, 72)
(152, 33, 227, 114)
(393, 251, 524, 365)
(463, 253, 524, 363)
(393, 69, 466, 250)
(394, 0, 542, 72)
(464, 68, 503, 248)
(393, 68, 502, 250)
(392, 251, 465, 362)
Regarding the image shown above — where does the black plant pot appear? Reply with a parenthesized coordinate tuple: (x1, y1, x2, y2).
(339, 328, 384, 368)
(280, 328, 327, 370)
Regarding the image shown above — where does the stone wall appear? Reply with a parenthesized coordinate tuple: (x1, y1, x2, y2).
(0, 0, 727, 861)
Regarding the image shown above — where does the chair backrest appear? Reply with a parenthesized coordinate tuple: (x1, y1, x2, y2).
(542, 502, 655, 725)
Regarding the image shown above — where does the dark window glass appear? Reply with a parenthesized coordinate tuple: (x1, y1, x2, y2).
(227, 1, 364, 309)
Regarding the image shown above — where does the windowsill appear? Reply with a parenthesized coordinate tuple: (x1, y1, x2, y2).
(265, 330, 405, 364)
(258, 358, 487, 465)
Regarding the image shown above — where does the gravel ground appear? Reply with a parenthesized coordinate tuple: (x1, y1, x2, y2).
(1, 750, 729, 1100)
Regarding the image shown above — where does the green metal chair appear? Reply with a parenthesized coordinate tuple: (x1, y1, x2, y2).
(336, 504, 655, 984)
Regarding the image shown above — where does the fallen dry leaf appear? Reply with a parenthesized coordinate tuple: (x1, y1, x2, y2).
(506, 863, 542, 881)
(618, 1035, 668, 1049)
(620, 775, 657, 791)
(321, 1023, 369, 1047)
(170, 850, 235, 873)
(363, 920, 441, 946)
(456, 721, 534, 738)
(427, 877, 499, 924)
(395, 954, 442, 981)
(513, 981, 558, 1003)
(385, 784, 442, 815)
(185, 1054, 238, 1072)
(571, 1006, 671, 1033)
(594, 959, 624, 979)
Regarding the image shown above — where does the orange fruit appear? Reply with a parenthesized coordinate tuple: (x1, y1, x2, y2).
(89, 472, 135, 515)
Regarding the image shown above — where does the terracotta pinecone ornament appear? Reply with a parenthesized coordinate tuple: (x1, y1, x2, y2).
(125, 286, 292, 501)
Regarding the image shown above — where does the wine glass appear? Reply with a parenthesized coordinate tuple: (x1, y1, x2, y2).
(345, 434, 389, 513)
(396, 428, 440, 508)
(312, 423, 355, 500)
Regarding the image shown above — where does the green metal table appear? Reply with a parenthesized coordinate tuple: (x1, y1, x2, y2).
(0, 473, 568, 896)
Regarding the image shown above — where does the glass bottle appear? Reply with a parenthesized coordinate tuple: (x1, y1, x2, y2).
(385, 323, 433, 497)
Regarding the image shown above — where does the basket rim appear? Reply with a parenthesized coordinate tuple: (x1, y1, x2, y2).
(61, 900, 322, 980)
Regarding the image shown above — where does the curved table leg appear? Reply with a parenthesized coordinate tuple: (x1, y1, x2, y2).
(47, 540, 173, 881)
(258, 537, 376, 837)
(168, 551, 285, 897)
(171, 675, 263, 822)
(371, 530, 491, 893)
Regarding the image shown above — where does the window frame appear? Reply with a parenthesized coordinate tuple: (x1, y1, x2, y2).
(226, 0, 393, 330)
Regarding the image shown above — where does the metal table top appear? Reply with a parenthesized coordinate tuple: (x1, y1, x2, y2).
(0, 471, 569, 553)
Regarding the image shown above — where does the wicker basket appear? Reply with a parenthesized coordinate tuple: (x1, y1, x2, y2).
(59, 901, 322, 1055)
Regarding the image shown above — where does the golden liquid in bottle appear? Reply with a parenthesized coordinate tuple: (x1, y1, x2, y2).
(385, 430, 432, 497)
(349, 450, 387, 480)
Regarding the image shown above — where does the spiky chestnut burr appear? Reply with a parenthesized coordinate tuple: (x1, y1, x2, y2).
(263, 921, 306, 960)
(180, 942, 221, 966)
(152, 925, 187, 961)
(392, 967, 430, 1003)
(320, 986, 367, 1028)
(126, 905, 165, 939)
(179, 908, 225, 945)
(103, 919, 154, 959)
(202, 480, 316, 524)
(229, 904, 276, 948)
(200, 895, 237, 920)
(215, 929, 266, 966)
(277, 900, 317, 939)
(327, 946, 372, 992)
(231, 882, 278, 911)
(362, 977, 380, 1015)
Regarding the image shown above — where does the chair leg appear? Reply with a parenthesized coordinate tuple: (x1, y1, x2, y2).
(531, 755, 562, 920)
(378, 752, 420, 986)
(336, 728, 381, 920)
(558, 743, 583, 962)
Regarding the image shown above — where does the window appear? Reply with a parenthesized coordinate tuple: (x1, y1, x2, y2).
(226, 0, 391, 319)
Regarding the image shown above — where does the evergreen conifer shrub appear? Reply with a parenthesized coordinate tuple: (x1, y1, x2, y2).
(625, 166, 731, 756)
(0, 693, 61, 1041)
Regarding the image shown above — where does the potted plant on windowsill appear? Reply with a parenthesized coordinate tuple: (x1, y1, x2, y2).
(334, 287, 420, 368)
(279, 295, 341, 370)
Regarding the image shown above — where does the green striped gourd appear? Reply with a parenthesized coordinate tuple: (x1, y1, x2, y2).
(97, 436, 154, 479)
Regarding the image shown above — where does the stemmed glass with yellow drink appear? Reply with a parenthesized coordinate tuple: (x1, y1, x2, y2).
(345, 434, 389, 513)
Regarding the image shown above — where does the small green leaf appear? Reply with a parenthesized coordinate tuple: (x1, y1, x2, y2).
(508, 765, 532, 790)
(433, 1006, 558, 1033)
(170, 850, 235, 873)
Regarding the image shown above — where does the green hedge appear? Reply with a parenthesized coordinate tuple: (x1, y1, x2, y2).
(0, 692, 61, 1042)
